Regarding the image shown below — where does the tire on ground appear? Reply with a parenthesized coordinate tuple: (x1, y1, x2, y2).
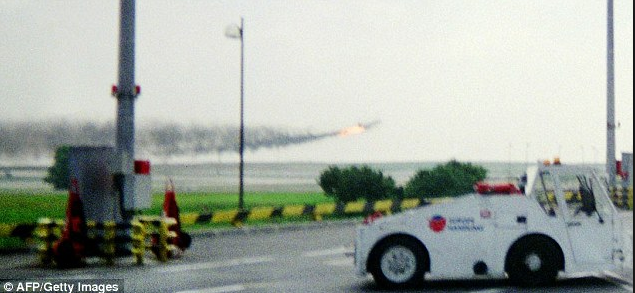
(506, 236, 561, 287)
(368, 236, 427, 288)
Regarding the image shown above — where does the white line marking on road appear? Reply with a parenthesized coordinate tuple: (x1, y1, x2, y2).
(176, 284, 245, 293)
(303, 247, 353, 257)
(156, 256, 275, 273)
(324, 258, 353, 267)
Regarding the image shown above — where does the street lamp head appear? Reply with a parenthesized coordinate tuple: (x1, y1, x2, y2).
(225, 24, 242, 39)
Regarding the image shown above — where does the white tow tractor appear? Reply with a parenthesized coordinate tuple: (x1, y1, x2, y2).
(354, 163, 625, 287)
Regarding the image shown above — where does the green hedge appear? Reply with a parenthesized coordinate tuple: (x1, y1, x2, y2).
(318, 161, 488, 202)
(318, 165, 398, 203)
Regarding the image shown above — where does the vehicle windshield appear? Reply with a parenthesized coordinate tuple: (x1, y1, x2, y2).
(533, 170, 559, 217)
(558, 172, 611, 218)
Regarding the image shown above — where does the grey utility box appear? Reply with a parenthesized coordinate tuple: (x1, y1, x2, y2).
(68, 146, 122, 223)
(68, 147, 152, 223)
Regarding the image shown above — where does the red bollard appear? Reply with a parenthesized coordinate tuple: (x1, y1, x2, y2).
(52, 178, 88, 268)
(151, 179, 191, 258)
(163, 180, 191, 251)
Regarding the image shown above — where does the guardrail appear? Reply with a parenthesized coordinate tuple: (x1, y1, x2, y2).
(178, 197, 449, 227)
(178, 190, 632, 226)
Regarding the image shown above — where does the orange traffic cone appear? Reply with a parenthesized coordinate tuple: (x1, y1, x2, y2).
(53, 178, 87, 268)
(162, 180, 190, 251)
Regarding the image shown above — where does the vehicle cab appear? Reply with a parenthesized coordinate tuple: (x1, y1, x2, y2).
(354, 163, 624, 288)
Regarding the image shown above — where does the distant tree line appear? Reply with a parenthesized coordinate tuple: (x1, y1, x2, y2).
(318, 160, 487, 203)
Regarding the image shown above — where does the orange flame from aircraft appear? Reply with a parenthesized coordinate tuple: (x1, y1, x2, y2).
(336, 120, 380, 137)
(338, 124, 366, 137)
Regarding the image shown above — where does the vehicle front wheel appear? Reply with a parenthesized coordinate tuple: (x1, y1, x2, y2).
(506, 238, 560, 287)
(369, 238, 426, 288)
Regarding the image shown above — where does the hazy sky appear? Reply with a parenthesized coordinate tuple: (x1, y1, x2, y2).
(1, 0, 633, 164)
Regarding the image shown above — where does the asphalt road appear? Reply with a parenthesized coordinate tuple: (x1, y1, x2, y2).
(1, 214, 632, 293)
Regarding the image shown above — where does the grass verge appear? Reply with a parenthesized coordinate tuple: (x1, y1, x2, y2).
(0, 189, 334, 224)
(0, 189, 336, 250)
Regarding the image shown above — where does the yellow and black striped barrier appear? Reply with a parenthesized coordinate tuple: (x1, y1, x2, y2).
(0, 222, 37, 241)
(181, 190, 631, 226)
(32, 216, 178, 266)
(179, 197, 452, 226)
(136, 216, 179, 263)
(131, 220, 146, 264)
(34, 218, 64, 264)
(611, 187, 633, 210)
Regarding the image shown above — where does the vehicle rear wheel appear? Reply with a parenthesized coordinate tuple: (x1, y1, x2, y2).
(369, 238, 425, 288)
(507, 238, 560, 287)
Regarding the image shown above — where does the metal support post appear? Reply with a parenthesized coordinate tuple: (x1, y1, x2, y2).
(115, 0, 137, 221)
(606, 0, 617, 188)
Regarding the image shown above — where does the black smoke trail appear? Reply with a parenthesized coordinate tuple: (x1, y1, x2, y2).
(0, 119, 378, 161)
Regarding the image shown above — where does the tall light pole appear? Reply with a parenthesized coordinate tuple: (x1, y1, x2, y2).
(115, 0, 137, 221)
(226, 18, 245, 210)
(606, 0, 617, 188)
